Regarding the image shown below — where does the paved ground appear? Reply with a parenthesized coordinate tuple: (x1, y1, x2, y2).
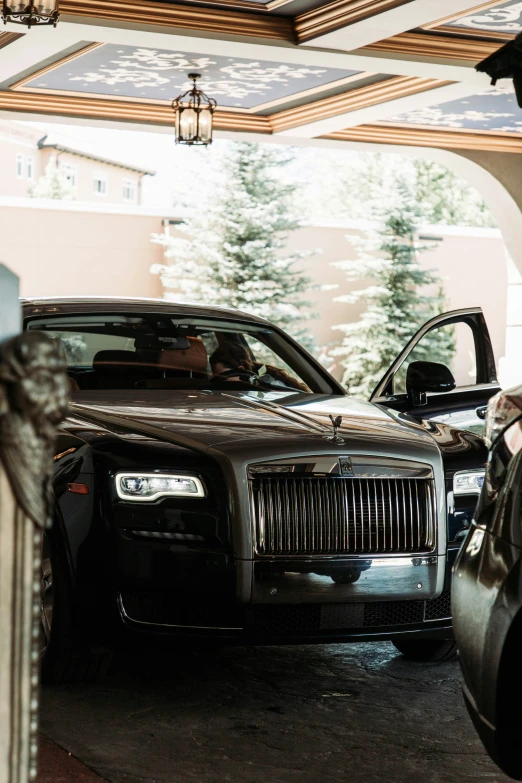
(40, 640, 511, 783)
(37, 735, 105, 782)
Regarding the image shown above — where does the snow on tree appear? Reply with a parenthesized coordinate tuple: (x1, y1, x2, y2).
(291, 150, 495, 228)
(331, 181, 455, 398)
(30, 159, 75, 200)
(151, 142, 314, 341)
(411, 158, 494, 227)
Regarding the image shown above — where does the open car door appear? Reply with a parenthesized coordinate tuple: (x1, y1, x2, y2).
(369, 308, 500, 436)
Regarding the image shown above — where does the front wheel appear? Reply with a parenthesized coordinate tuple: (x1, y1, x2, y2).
(392, 638, 458, 662)
(40, 530, 112, 684)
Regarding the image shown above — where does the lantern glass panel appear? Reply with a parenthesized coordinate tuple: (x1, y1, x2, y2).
(179, 107, 197, 142)
(37, 1, 58, 11)
(198, 109, 213, 143)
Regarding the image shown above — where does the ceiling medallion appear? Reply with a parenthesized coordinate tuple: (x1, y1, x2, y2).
(172, 73, 217, 147)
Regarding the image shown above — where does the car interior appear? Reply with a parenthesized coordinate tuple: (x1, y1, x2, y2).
(27, 314, 313, 394)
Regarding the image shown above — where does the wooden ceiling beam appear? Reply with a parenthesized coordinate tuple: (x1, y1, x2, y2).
(363, 31, 502, 62)
(1, 88, 521, 152)
(60, 0, 295, 41)
(0, 32, 22, 49)
(294, 0, 407, 43)
(0, 91, 272, 133)
(324, 123, 522, 152)
(269, 75, 447, 132)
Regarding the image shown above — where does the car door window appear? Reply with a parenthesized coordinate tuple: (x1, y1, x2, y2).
(393, 322, 477, 395)
(371, 310, 499, 438)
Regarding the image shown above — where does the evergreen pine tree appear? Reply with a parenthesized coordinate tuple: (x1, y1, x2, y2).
(309, 151, 495, 228)
(151, 142, 313, 340)
(331, 182, 455, 397)
(30, 159, 75, 200)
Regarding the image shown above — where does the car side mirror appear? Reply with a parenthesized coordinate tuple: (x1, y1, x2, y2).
(406, 360, 456, 407)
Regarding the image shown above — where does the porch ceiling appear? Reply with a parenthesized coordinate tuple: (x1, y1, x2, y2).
(0, 0, 521, 151)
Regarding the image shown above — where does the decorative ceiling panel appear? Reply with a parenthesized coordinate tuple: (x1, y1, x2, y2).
(381, 84, 522, 133)
(19, 43, 360, 110)
(446, 1, 522, 35)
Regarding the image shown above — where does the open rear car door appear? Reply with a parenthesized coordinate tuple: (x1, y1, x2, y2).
(369, 308, 500, 437)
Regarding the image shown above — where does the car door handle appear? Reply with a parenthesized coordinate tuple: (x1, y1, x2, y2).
(476, 406, 488, 420)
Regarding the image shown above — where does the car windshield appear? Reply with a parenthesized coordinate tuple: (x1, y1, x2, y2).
(26, 312, 332, 394)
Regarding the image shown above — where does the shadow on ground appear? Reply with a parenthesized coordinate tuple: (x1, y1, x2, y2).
(41, 640, 509, 783)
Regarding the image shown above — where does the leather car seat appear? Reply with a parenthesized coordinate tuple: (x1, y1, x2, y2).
(90, 349, 151, 389)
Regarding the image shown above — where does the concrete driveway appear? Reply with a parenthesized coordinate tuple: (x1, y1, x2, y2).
(40, 640, 509, 783)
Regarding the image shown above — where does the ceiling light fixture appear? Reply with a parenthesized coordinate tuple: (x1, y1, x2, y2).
(2, 0, 59, 27)
(172, 73, 217, 147)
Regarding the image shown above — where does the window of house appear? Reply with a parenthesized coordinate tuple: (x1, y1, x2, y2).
(61, 163, 77, 189)
(122, 179, 137, 203)
(93, 173, 108, 196)
(26, 156, 34, 180)
(16, 153, 24, 178)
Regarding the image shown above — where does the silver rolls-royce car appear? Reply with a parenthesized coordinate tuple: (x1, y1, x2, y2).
(27, 298, 500, 682)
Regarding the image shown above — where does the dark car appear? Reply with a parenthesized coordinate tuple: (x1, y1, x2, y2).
(453, 383, 522, 779)
(28, 298, 500, 682)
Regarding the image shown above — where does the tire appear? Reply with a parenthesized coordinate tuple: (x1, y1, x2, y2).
(392, 638, 458, 662)
(331, 570, 361, 585)
(40, 530, 112, 685)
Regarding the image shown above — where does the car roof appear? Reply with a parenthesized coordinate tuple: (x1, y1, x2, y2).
(21, 296, 270, 326)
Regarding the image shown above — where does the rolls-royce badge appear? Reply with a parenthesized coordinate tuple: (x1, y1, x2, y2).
(339, 456, 354, 477)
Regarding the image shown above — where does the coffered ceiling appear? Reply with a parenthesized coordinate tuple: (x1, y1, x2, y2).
(0, 0, 521, 153)
(438, 1, 522, 38)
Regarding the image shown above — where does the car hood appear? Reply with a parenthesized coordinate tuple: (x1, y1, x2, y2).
(68, 389, 438, 462)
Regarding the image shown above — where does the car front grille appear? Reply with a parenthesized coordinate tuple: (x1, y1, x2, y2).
(246, 593, 451, 631)
(250, 476, 436, 556)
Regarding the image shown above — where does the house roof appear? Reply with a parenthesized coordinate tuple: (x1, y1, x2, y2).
(37, 135, 156, 176)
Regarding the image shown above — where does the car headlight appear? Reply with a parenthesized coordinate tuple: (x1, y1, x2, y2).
(485, 387, 522, 448)
(115, 473, 205, 501)
(453, 469, 485, 496)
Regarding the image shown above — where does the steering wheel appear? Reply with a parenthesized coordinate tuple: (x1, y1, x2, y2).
(210, 368, 259, 384)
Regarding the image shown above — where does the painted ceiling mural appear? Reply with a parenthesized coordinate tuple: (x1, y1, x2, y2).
(447, 1, 522, 34)
(382, 84, 522, 133)
(21, 44, 360, 109)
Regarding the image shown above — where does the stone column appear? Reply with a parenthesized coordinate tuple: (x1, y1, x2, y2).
(0, 265, 68, 783)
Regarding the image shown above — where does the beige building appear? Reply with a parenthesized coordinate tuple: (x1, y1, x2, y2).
(0, 121, 154, 205)
(0, 196, 511, 384)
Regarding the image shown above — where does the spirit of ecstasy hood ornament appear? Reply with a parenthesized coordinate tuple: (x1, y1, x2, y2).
(326, 414, 345, 445)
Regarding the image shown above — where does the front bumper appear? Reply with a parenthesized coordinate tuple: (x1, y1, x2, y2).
(112, 543, 458, 646)
(118, 588, 453, 643)
(251, 554, 442, 603)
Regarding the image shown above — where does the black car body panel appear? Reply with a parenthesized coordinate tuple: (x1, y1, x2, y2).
(453, 385, 522, 778)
